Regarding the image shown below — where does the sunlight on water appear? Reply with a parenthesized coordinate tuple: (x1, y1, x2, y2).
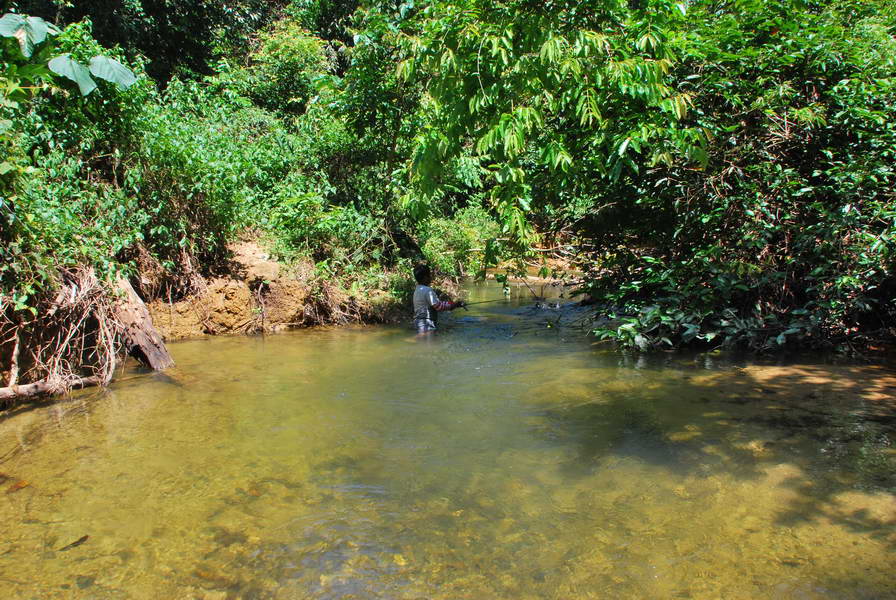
(0, 282, 894, 599)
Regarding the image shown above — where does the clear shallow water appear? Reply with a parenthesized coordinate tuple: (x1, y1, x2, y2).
(0, 282, 894, 599)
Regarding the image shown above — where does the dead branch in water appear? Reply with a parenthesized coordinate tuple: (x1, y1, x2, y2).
(113, 277, 174, 370)
(0, 375, 104, 401)
(1, 269, 121, 401)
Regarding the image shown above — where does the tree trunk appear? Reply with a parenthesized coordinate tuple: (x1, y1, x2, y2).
(6, 326, 20, 387)
(113, 277, 174, 371)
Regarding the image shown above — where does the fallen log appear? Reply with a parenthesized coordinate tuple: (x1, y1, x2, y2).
(113, 277, 174, 371)
(0, 376, 103, 401)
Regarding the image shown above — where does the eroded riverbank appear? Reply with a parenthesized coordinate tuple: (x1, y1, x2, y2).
(0, 282, 894, 599)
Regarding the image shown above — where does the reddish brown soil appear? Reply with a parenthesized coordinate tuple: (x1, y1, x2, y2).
(147, 241, 405, 341)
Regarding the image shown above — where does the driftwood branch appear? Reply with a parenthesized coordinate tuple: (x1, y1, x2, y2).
(0, 270, 174, 403)
(0, 375, 103, 401)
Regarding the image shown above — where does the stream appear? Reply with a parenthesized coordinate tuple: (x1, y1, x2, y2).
(0, 281, 894, 599)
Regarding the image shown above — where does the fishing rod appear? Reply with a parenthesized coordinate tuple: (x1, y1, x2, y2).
(460, 299, 505, 307)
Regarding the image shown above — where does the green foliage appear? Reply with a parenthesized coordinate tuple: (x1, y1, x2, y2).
(419, 203, 499, 276)
(1, 13, 142, 306)
(241, 19, 331, 115)
(16, 0, 286, 81)
(45, 52, 137, 96)
(7, 149, 145, 286)
(338, 0, 896, 350)
(397, 0, 706, 245)
(3, 7, 427, 309)
(129, 75, 341, 271)
(4, 0, 895, 354)
(272, 198, 385, 265)
(585, 0, 896, 350)
(0, 12, 51, 57)
(0, 12, 136, 111)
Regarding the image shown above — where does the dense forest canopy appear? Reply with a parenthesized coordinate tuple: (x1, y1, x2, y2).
(1, 0, 895, 352)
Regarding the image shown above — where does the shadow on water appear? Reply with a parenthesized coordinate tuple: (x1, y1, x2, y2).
(530, 352, 896, 552)
(533, 400, 692, 475)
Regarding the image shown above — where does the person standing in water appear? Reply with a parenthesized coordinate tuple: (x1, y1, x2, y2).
(413, 264, 464, 334)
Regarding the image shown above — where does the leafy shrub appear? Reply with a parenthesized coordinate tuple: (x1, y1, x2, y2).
(586, 0, 896, 351)
(128, 74, 337, 272)
(271, 194, 384, 265)
(419, 203, 500, 276)
(8, 150, 145, 288)
(1, 14, 146, 306)
(243, 19, 331, 116)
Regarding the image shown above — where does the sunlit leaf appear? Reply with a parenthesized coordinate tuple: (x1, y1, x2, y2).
(48, 54, 97, 95)
(0, 13, 53, 57)
(88, 55, 137, 89)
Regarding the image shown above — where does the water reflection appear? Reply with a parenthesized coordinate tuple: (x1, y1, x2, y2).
(0, 282, 893, 599)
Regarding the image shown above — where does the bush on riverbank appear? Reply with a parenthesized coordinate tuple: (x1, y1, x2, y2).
(582, 0, 896, 351)
(2, 10, 489, 299)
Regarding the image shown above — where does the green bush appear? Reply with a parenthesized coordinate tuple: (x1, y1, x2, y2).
(2, 149, 146, 309)
(271, 195, 384, 263)
(1, 14, 149, 306)
(588, 0, 896, 351)
(419, 203, 500, 276)
(243, 19, 331, 116)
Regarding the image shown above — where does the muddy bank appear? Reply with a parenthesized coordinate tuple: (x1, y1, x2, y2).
(146, 242, 407, 341)
(0, 240, 549, 402)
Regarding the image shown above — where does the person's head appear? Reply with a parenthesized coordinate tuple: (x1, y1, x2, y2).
(413, 263, 432, 285)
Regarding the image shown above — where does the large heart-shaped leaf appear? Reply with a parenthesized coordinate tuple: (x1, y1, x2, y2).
(88, 55, 137, 89)
(26, 16, 49, 44)
(0, 13, 52, 57)
(0, 14, 26, 37)
(48, 54, 97, 96)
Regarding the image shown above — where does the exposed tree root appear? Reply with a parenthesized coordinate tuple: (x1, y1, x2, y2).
(1, 267, 172, 404)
